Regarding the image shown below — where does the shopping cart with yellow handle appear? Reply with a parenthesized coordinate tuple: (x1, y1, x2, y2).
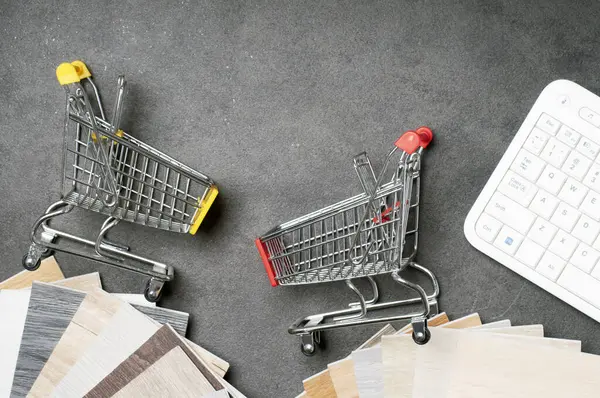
(256, 128, 438, 354)
(23, 61, 218, 301)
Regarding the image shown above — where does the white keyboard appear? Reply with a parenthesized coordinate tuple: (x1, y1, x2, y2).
(465, 80, 600, 323)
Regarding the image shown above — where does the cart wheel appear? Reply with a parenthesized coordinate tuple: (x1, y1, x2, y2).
(144, 279, 164, 303)
(300, 342, 316, 356)
(412, 328, 431, 345)
(22, 254, 42, 271)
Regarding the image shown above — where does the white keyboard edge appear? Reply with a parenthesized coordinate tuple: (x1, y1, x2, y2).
(465, 79, 600, 324)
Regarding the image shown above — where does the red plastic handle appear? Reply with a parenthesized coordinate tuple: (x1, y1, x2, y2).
(416, 126, 433, 148)
(255, 238, 279, 287)
(394, 131, 421, 154)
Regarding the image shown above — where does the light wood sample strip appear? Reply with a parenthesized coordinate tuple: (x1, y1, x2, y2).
(395, 312, 451, 335)
(379, 313, 483, 398)
(386, 325, 580, 398)
(10, 282, 87, 397)
(32, 287, 224, 396)
(85, 324, 223, 397)
(470, 319, 511, 329)
(0, 256, 64, 289)
(112, 347, 214, 398)
(0, 289, 31, 397)
(328, 312, 450, 398)
(418, 328, 589, 398)
(52, 272, 102, 291)
(51, 303, 160, 397)
(303, 369, 337, 398)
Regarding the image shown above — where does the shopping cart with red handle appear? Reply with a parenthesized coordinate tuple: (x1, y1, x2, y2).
(255, 128, 439, 355)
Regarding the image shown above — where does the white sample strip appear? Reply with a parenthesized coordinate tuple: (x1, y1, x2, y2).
(0, 289, 30, 397)
(411, 328, 581, 398)
(111, 294, 156, 307)
(442, 328, 597, 398)
(51, 305, 158, 397)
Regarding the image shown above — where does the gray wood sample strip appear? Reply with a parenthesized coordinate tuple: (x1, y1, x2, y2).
(10, 282, 86, 397)
(131, 304, 189, 336)
(84, 324, 224, 398)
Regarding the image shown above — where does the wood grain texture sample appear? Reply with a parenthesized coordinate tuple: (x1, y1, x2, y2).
(328, 358, 359, 398)
(384, 325, 581, 398)
(0, 257, 64, 289)
(51, 272, 101, 291)
(0, 289, 31, 397)
(112, 293, 155, 307)
(112, 347, 214, 398)
(31, 290, 219, 397)
(328, 312, 451, 398)
(417, 328, 588, 398)
(51, 303, 160, 397)
(394, 311, 451, 335)
(130, 303, 189, 336)
(470, 319, 511, 329)
(479, 324, 544, 337)
(10, 282, 87, 397)
(85, 324, 222, 398)
(352, 346, 384, 398)
(303, 369, 337, 398)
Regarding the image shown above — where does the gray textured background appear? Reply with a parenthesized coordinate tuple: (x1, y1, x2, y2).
(1, 0, 600, 396)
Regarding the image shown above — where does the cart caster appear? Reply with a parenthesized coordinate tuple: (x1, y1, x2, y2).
(22, 254, 42, 271)
(299, 332, 321, 356)
(411, 317, 430, 345)
(144, 278, 164, 303)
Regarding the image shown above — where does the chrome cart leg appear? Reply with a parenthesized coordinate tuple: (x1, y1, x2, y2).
(391, 269, 431, 344)
(334, 279, 368, 322)
(348, 276, 379, 306)
(24, 200, 74, 271)
(299, 318, 323, 356)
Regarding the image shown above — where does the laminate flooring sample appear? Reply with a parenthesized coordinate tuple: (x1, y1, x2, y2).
(303, 369, 336, 398)
(356, 313, 482, 398)
(31, 287, 223, 397)
(10, 283, 87, 397)
(85, 324, 223, 398)
(328, 312, 451, 398)
(0, 289, 31, 397)
(418, 328, 590, 398)
(386, 326, 581, 398)
(51, 272, 101, 291)
(51, 303, 159, 397)
(130, 304, 189, 336)
(0, 257, 64, 289)
(112, 294, 155, 307)
(112, 347, 214, 398)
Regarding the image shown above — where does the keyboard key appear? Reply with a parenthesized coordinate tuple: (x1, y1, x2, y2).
(562, 151, 592, 180)
(556, 124, 581, 148)
(572, 215, 600, 246)
(528, 217, 558, 247)
(497, 171, 537, 206)
(523, 128, 550, 155)
(485, 192, 535, 235)
(576, 137, 600, 160)
(493, 225, 524, 255)
(529, 189, 560, 219)
(537, 165, 567, 195)
(515, 238, 544, 268)
(536, 251, 567, 281)
(584, 162, 600, 192)
(549, 229, 578, 260)
(550, 202, 580, 232)
(475, 213, 502, 243)
(580, 107, 600, 129)
(510, 149, 545, 182)
(570, 243, 599, 273)
(557, 178, 588, 208)
(580, 190, 600, 221)
(558, 264, 600, 307)
(540, 138, 570, 168)
(536, 113, 561, 135)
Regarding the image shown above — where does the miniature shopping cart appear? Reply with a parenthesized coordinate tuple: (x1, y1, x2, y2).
(22, 61, 218, 302)
(255, 128, 438, 355)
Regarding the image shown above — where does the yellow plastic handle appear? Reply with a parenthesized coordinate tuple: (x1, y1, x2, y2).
(71, 60, 92, 79)
(56, 63, 81, 85)
(189, 185, 219, 235)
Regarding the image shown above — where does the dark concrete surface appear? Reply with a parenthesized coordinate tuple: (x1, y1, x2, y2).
(2, 0, 600, 396)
